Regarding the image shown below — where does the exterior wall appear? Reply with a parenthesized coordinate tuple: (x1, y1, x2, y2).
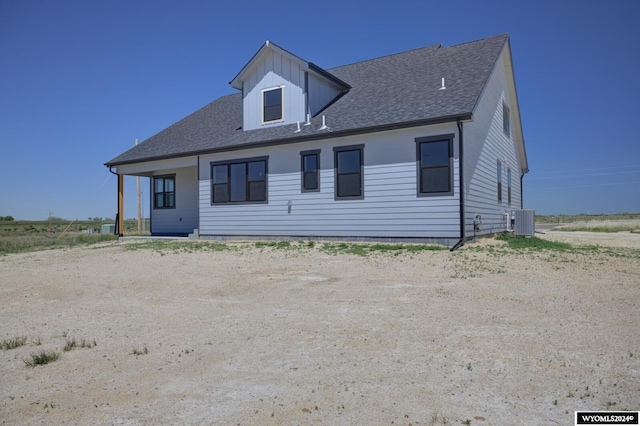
(150, 166, 199, 235)
(464, 50, 523, 236)
(198, 123, 461, 239)
(307, 72, 342, 116)
(243, 49, 305, 131)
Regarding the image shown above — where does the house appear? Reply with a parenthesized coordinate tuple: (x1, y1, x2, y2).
(105, 34, 528, 247)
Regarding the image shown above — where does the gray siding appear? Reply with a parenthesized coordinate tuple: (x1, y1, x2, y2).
(464, 50, 523, 236)
(151, 166, 199, 235)
(242, 49, 305, 131)
(198, 124, 461, 239)
(307, 72, 342, 116)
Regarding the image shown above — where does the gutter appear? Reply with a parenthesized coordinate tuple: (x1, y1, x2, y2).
(450, 119, 465, 251)
(105, 113, 473, 168)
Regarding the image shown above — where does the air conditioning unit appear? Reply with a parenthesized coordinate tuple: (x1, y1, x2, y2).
(513, 210, 535, 236)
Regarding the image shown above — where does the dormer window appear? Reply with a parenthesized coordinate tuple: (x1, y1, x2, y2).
(263, 87, 283, 124)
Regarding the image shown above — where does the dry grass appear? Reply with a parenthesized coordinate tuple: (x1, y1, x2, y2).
(555, 219, 640, 233)
(0, 219, 150, 255)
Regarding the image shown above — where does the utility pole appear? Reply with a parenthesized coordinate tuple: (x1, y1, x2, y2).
(136, 139, 141, 234)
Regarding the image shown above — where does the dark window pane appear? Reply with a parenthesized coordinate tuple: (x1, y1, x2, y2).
(213, 165, 228, 184)
(213, 184, 229, 203)
(248, 181, 266, 201)
(421, 141, 449, 166)
(155, 193, 164, 208)
(248, 161, 265, 181)
(421, 167, 450, 193)
(263, 89, 282, 122)
(337, 150, 360, 173)
(264, 89, 281, 106)
(264, 105, 282, 122)
(230, 163, 246, 202)
(155, 179, 163, 193)
(165, 178, 174, 192)
(303, 154, 317, 172)
(338, 173, 361, 197)
(166, 193, 175, 207)
(304, 171, 318, 189)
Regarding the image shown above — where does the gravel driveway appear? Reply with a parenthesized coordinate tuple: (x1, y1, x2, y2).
(1, 231, 638, 425)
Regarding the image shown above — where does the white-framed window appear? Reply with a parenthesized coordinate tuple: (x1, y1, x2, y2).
(262, 87, 284, 124)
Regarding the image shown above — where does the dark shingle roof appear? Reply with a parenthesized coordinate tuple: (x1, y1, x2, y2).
(106, 34, 508, 166)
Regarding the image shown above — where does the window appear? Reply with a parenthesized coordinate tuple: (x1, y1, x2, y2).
(416, 135, 453, 196)
(211, 157, 268, 204)
(301, 150, 320, 192)
(153, 176, 175, 209)
(334, 145, 363, 199)
(263, 87, 283, 123)
(507, 167, 512, 205)
(503, 103, 511, 136)
(497, 161, 503, 203)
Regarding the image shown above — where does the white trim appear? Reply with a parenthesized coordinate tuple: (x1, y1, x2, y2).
(261, 85, 285, 125)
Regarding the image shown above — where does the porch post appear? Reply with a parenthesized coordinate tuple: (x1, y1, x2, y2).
(118, 174, 124, 236)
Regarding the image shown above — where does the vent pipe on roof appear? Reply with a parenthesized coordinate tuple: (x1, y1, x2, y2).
(294, 121, 301, 133)
(318, 115, 329, 131)
(304, 113, 311, 126)
(439, 78, 446, 90)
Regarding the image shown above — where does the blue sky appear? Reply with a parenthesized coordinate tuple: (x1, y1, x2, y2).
(1, 0, 639, 220)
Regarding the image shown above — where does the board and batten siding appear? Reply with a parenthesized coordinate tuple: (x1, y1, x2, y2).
(307, 72, 343, 117)
(150, 166, 199, 235)
(198, 124, 461, 239)
(242, 49, 306, 131)
(464, 49, 523, 236)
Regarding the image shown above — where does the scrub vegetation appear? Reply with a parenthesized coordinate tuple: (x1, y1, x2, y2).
(123, 239, 448, 256)
(537, 213, 640, 233)
(0, 219, 147, 255)
(1, 336, 28, 350)
(23, 350, 60, 367)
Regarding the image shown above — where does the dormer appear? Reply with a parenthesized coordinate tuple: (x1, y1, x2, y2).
(230, 41, 350, 131)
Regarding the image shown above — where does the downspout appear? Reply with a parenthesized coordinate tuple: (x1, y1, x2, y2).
(520, 172, 525, 209)
(450, 119, 465, 251)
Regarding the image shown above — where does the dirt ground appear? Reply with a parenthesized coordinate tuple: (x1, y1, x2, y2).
(1, 230, 638, 425)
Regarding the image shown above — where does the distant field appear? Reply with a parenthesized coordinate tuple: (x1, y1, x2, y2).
(0, 219, 149, 255)
(536, 213, 640, 233)
(536, 212, 640, 224)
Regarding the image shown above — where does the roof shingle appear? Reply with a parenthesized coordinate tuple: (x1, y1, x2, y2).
(106, 34, 508, 166)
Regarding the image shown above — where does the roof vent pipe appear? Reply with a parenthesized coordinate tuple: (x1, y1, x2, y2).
(439, 78, 446, 90)
(294, 121, 301, 133)
(304, 113, 311, 126)
(318, 115, 329, 131)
